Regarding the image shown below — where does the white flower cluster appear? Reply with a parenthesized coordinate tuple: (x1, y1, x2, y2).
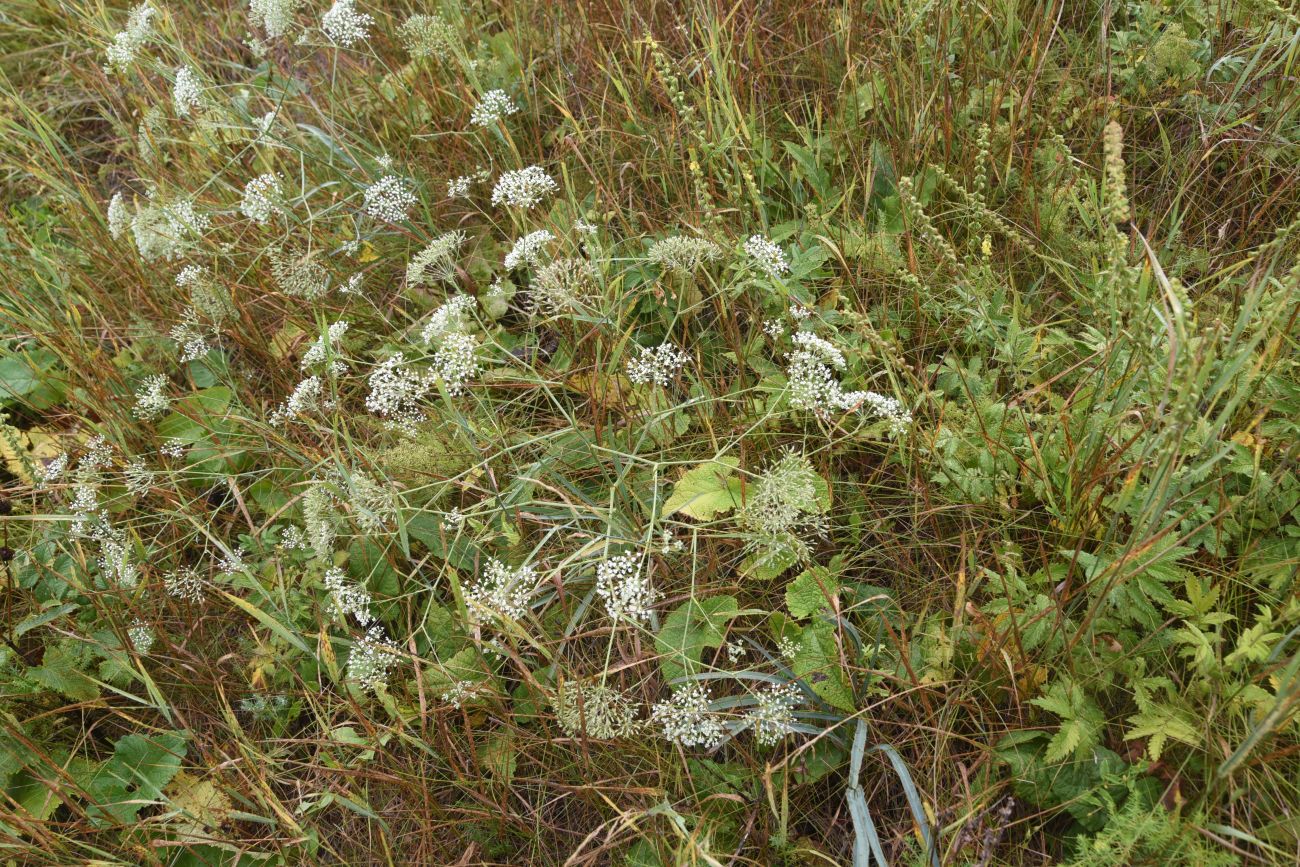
(738, 450, 827, 564)
(431, 331, 481, 397)
(446, 175, 473, 198)
(420, 295, 475, 344)
(554, 682, 641, 739)
(169, 309, 211, 362)
(504, 229, 554, 269)
(250, 0, 302, 39)
(104, 3, 156, 74)
(160, 438, 187, 459)
(124, 459, 151, 496)
(784, 332, 911, 432)
(348, 624, 399, 692)
(107, 192, 130, 240)
(746, 682, 800, 746)
(240, 173, 284, 224)
(93, 517, 140, 589)
(398, 12, 455, 58)
(491, 166, 558, 210)
(363, 175, 416, 222)
(321, 0, 373, 47)
(131, 196, 210, 262)
(465, 559, 536, 630)
(176, 264, 232, 322)
(270, 249, 329, 299)
(172, 66, 203, 118)
(324, 566, 373, 625)
(133, 374, 170, 420)
(407, 231, 466, 287)
(594, 551, 659, 625)
(365, 353, 431, 433)
(470, 90, 519, 127)
(625, 342, 690, 387)
(650, 684, 726, 749)
(441, 679, 478, 709)
(648, 236, 721, 275)
(744, 234, 789, 277)
(128, 620, 156, 655)
(269, 375, 327, 425)
(531, 258, 595, 314)
(165, 566, 205, 603)
(301, 320, 350, 371)
(218, 544, 247, 577)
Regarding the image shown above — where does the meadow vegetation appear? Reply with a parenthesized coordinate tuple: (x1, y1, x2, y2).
(1, 0, 1299, 863)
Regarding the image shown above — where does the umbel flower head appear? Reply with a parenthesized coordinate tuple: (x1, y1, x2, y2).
(744, 234, 789, 277)
(133, 374, 170, 421)
(745, 681, 801, 747)
(321, 0, 373, 47)
(491, 166, 558, 210)
(131, 195, 210, 262)
(651, 684, 726, 749)
(250, 0, 303, 39)
(464, 559, 537, 630)
(625, 342, 690, 387)
(398, 12, 455, 58)
(470, 90, 519, 127)
(530, 257, 596, 314)
(504, 229, 554, 270)
(240, 173, 284, 224)
(172, 66, 203, 118)
(407, 231, 466, 287)
(784, 331, 912, 433)
(648, 235, 721, 275)
(594, 551, 659, 625)
(363, 175, 417, 222)
(104, 3, 156, 74)
(348, 624, 399, 692)
(324, 566, 373, 625)
(738, 449, 828, 565)
(420, 295, 475, 345)
(554, 681, 641, 739)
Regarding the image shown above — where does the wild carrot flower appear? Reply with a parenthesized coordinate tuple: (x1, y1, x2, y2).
(648, 236, 721, 275)
(324, 566, 373, 625)
(420, 295, 475, 344)
(269, 375, 326, 424)
(250, 0, 302, 38)
(625, 342, 690, 387)
(172, 66, 203, 117)
(348, 624, 399, 692)
(128, 620, 156, 655)
(301, 321, 350, 371)
(431, 330, 480, 395)
(504, 229, 554, 269)
(491, 166, 558, 210)
(131, 196, 210, 262)
(746, 682, 801, 746)
(446, 176, 473, 198)
(470, 90, 519, 127)
(363, 175, 416, 222)
(365, 353, 431, 433)
(321, 0, 373, 47)
(744, 234, 789, 277)
(104, 3, 156, 74)
(133, 375, 170, 421)
(651, 684, 726, 749)
(407, 231, 466, 287)
(465, 559, 536, 631)
(554, 682, 641, 739)
(594, 551, 659, 625)
(531, 258, 596, 313)
(165, 567, 205, 603)
(240, 173, 284, 224)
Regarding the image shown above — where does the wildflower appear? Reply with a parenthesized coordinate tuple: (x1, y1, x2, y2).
(279, 525, 307, 549)
(176, 265, 232, 321)
(301, 321, 350, 371)
(160, 438, 187, 459)
(131, 196, 210, 262)
(37, 453, 68, 488)
(763, 318, 785, 339)
(574, 219, 598, 236)
(254, 110, 277, 137)
(744, 234, 789, 277)
(104, 3, 156, 74)
(365, 353, 431, 432)
(777, 635, 801, 661)
(625, 342, 690, 387)
(398, 12, 455, 58)
(659, 528, 686, 555)
(837, 390, 913, 436)
(594, 551, 659, 625)
(446, 175, 473, 198)
(441, 507, 465, 531)
(648, 236, 721, 275)
(531, 258, 595, 314)
(250, 0, 302, 38)
(302, 485, 337, 553)
(348, 624, 399, 692)
(737, 450, 827, 564)
(133, 375, 170, 421)
(441, 680, 477, 709)
(363, 175, 416, 222)
(172, 66, 203, 118)
(504, 230, 554, 269)
(464, 559, 536, 629)
(321, 0, 373, 47)
(83, 436, 114, 472)
(94, 518, 139, 589)
(342, 273, 363, 295)
(169, 309, 211, 362)
(124, 459, 151, 496)
(269, 375, 326, 424)
(217, 545, 247, 576)
(554, 682, 640, 739)
(128, 620, 155, 655)
(240, 173, 284, 224)
(790, 303, 811, 320)
(407, 231, 466, 287)
(651, 684, 726, 749)
(270, 248, 329, 299)
(165, 567, 205, 603)
(470, 90, 519, 127)
(785, 331, 848, 417)
(324, 566, 373, 625)
(490, 166, 558, 210)
(746, 682, 800, 746)
(107, 192, 130, 240)
(726, 640, 746, 663)
(342, 469, 395, 533)
(420, 295, 475, 344)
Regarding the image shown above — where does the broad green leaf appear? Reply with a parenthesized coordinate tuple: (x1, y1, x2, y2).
(85, 731, 186, 825)
(792, 621, 855, 712)
(662, 458, 743, 520)
(786, 567, 839, 618)
(655, 596, 738, 682)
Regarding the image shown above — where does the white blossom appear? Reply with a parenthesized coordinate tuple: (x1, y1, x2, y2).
(465, 559, 536, 630)
(324, 566, 373, 625)
(133, 375, 170, 421)
(406, 231, 466, 287)
(420, 295, 475, 345)
(491, 166, 558, 210)
(321, 0, 373, 47)
(362, 175, 416, 222)
(104, 3, 156, 74)
(625, 342, 690, 387)
(594, 551, 659, 625)
(470, 90, 519, 127)
(240, 173, 284, 224)
(554, 682, 640, 739)
(128, 620, 155, 655)
(365, 353, 431, 433)
(744, 234, 789, 277)
(446, 175, 473, 198)
(172, 66, 203, 117)
(348, 624, 399, 692)
(165, 567, 205, 603)
(746, 682, 800, 746)
(250, 0, 302, 39)
(107, 192, 130, 240)
(301, 320, 350, 371)
(648, 236, 721, 275)
(398, 13, 455, 58)
(651, 684, 725, 749)
(504, 230, 554, 270)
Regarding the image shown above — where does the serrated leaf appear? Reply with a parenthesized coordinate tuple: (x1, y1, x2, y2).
(792, 621, 855, 711)
(84, 731, 186, 825)
(786, 567, 839, 618)
(662, 458, 743, 520)
(166, 772, 232, 840)
(655, 596, 738, 682)
(27, 642, 100, 701)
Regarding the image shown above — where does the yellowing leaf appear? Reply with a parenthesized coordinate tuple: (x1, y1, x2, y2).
(662, 457, 743, 520)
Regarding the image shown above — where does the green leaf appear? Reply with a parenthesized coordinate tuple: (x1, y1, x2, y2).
(786, 567, 839, 618)
(661, 458, 743, 520)
(84, 731, 186, 825)
(655, 596, 738, 682)
(1029, 678, 1104, 763)
(792, 621, 855, 711)
(27, 642, 100, 701)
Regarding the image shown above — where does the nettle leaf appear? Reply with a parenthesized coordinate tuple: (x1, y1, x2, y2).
(792, 621, 855, 712)
(786, 566, 839, 619)
(85, 731, 186, 825)
(655, 595, 738, 683)
(662, 458, 743, 521)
